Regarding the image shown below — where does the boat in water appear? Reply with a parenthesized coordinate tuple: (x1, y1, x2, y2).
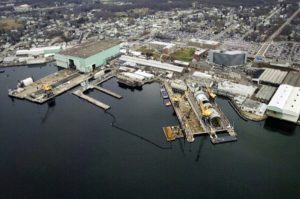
(160, 87, 169, 99)
(165, 100, 171, 107)
(0, 70, 4, 73)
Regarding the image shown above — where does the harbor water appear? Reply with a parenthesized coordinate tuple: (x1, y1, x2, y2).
(0, 65, 299, 199)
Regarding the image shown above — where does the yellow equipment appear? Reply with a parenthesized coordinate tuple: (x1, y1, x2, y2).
(199, 100, 212, 117)
(205, 83, 216, 99)
(42, 84, 52, 91)
(172, 96, 180, 107)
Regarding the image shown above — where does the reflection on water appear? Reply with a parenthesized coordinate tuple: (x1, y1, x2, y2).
(41, 99, 56, 123)
(264, 117, 297, 136)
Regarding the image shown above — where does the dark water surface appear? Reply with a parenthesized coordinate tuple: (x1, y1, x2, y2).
(0, 65, 299, 199)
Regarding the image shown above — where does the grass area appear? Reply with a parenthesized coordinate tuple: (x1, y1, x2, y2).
(137, 46, 161, 59)
(0, 19, 23, 31)
(170, 48, 196, 62)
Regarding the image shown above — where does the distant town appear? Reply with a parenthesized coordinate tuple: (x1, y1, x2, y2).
(1, 0, 300, 144)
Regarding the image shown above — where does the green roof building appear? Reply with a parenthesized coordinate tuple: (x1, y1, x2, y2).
(54, 39, 121, 73)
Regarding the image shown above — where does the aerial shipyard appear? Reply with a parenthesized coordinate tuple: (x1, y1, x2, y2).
(2, 0, 300, 144)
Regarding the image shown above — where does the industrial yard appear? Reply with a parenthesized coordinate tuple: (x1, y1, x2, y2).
(5, 0, 300, 147)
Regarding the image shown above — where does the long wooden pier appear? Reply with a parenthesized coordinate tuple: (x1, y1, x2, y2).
(73, 90, 110, 110)
(94, 86, 122, 99)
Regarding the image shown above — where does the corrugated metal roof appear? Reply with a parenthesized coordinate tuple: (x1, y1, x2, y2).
(255, 85, 277, 102)
(119, 55, 184, 73)
(259, 68, 288, 85)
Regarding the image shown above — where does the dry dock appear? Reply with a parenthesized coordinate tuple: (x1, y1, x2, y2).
(164, 82, 205, 142)
(164, 81, 237, 144)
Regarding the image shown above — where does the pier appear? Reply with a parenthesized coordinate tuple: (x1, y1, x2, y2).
(73, 90, 110, 110)
(8, 69, 92, 104)
(94, 85, 122, 99)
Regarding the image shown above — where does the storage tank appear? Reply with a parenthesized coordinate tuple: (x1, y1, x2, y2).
(20, 77, 33, 87)
(194, 90, 209, 103)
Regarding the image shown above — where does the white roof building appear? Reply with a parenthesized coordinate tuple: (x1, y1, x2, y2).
(217, 81, 257, 97)
(119, 55, 184, 73)
(134, 70, 154, 79)
(267, 84, 300, 123)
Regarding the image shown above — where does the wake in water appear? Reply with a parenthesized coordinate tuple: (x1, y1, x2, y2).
(105, 110, 172, 150)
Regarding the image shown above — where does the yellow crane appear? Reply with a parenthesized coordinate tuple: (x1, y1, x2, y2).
(205, 83, 216, 99)
(199, 100, 212, 117)
(42, 84, 52, 92)
(42, 84, 53, 97)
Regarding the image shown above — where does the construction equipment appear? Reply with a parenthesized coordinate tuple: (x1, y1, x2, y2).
(42, 84, 54, 98)
(199, 100, 212, 117)
(42, 84, 52, 91)
(172, 96, 180, 107)
(205, 82, 216, 99)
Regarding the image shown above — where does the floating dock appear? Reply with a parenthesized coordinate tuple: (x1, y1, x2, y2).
(8, 69, 92, 103)
(164, 81, 237, 144)
(211, 135, 238, 144)
(73, 90, 110, 110)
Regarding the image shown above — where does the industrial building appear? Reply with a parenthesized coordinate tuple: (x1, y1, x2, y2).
(14, 4, 32, 12)
(192, 71, 213, 80)
(148, 41, 176, 54)
(217, 81, 257, 97)
(16, 46, 62, 57)
(208, 50, 247, 66)
(119, 55, 184, 73)
(171, 80, 187, 93)
(267, 71, 300, 123)
(256, 68, 288, 86)
(254, 85, 277, 103)
(188, 39, 220, 49)
(267, 85, 300, 123)
(55, 40, 121, 73)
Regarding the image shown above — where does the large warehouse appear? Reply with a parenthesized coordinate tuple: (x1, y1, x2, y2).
(119, 55, 184, 73)
(257, 68, 288, 86)
(208, 50, 247, 66)
(188, 39, 220, 49)
(267, 71, 300, 123)
(55, 40, 121, 73)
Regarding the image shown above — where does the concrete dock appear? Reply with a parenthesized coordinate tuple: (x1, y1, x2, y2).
(73, 90, 110, 110)
(8, 69, 92, 104)
(94, 85, 122, 99)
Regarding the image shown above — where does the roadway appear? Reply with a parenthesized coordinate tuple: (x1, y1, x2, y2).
(256, 5, 300, 57)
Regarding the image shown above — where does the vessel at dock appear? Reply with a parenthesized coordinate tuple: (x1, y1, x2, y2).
(160, 87, 169, 99)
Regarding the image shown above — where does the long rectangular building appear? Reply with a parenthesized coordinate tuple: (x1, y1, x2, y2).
(55, 40, 121, 73)
(119, 55, 184, 73)
(258, 68, 288, 86)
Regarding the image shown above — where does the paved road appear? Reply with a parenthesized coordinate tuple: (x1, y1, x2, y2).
(267, 6, 300, 42)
